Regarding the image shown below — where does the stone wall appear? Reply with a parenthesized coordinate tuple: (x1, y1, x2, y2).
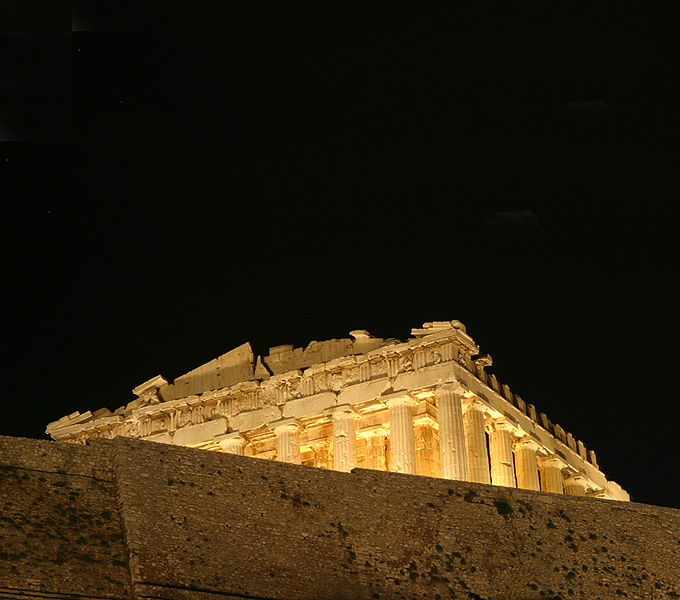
(1, 434, 678, 600)
(0, 436, 132, 599)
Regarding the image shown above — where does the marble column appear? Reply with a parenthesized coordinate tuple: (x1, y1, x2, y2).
(462, 398, 491, 484)
(311, 439, 332, 469)
(537, 455, 565, 494)
(386, 397, 418, 474)
(217, 432, 246, 455)
(436, 383, 469, 481)
(414, 415, 440, 478)
(564, 474, 589, 497)
(326, 405, 358, 473)
(513, 437, 541, 491)
(360, 427, 388, 471)
(487, 418, 516, 488)
(272, 420, 301, 464)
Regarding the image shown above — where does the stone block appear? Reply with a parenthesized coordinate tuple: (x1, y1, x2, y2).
(229, 405, 282, 433)
(489, 373, 500, 392)
(168, 343, 255, 400)
(173, 418, 228, 446)
(144, 432, 173, 445)
(527, 404, 537, 422)
(282, 392, 337, 419)
(391, 362, 454, 393)
(337, 379, 392, 406)
(566, 432, 577, 452)
(577, 440, 588, 461)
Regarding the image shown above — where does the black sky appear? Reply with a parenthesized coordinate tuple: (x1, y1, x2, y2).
(2, 2, 678, 508)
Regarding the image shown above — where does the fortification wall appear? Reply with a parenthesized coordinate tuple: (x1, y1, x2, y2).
(0, 436, 132, 599)
(1, 435, 678, 600)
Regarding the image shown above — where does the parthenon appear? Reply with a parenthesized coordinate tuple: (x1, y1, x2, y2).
(46, 320, 628, 500)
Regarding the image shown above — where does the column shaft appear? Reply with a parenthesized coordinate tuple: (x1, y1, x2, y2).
(488, 419, 516, 488)
(462, 400, 491, 484)
(362, 429, 387, 471)
(564, 475, 588, 497)
(537, 456, 565, 494)
(312, 439, 332, 469)
(437, 386, 469, 481)
(219, 436, 246, 455)
(331, 411, 358, 473)
(387, 398, 417, 474)
(514, 439, 540, 491)
(414, 417, 440, 478)
(274, 423, 301, 464)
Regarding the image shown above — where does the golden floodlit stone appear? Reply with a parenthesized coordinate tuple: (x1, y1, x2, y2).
(45, 320, 629, 501)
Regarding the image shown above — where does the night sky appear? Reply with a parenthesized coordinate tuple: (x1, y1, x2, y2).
(2, 2, 678, 509)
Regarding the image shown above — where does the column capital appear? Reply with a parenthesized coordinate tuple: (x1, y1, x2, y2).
(537, 454, 567, 470)
(487, 417, 515, 433)
(514, 436, 542, 453)
(384, 394, 419, 408)
(564, 474, 589, 488)
(324, 404, 359, 419)
(215, 432, 247, 454)
(462, 397, 488, 413)
(268, 418, 301, 434)
(564, 473, 590, 496)
(438, 380, 466, 396)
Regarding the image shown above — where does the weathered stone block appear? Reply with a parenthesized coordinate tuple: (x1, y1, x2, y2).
(172, 418, 228, 446)
(282, 392, 337, 418)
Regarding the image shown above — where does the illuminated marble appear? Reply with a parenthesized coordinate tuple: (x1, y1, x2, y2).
(46, 320, 629, 501)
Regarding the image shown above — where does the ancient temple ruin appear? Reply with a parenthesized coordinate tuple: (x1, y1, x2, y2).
(46, 320, 628, 500)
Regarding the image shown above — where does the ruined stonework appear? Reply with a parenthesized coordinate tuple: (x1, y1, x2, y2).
(1, 435, 678, 600)
(46, 320, 627, 501)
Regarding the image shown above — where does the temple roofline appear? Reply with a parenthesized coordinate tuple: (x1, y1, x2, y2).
(45, 320, 629, 502)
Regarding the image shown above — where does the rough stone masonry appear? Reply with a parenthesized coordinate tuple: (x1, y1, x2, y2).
(1, 434, 678, 600)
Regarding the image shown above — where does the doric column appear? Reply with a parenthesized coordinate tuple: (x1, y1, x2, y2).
(359, 427, 388, 471)
(386, 396, 418, 474)
(462, 398, 491, 484)
(272, 419, 301, 464)
(217, 432, 247, 455)
(564, 474, 589, 497)
(311, 439, 332, 469)
(513, 437, 541, 491)
(326, 405, 358, 473)
(537, 455, 565, 494)
(487, 418, 517, 488)
(436, 383, 469, 481)
(414, 415, 440, 478)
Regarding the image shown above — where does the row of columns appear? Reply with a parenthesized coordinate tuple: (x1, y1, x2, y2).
(218, 384, 587, 496)
(461, 398, 579, 495)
